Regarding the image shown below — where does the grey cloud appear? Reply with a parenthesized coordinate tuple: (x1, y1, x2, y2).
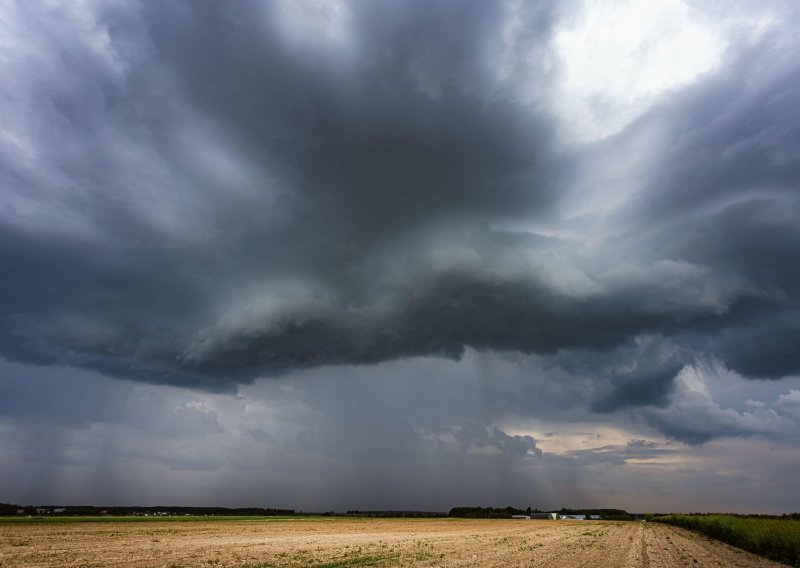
(451, 424, 542, 459)
(0, 360, 221, 438)
(1, 0, 800, 402)
(711, 318, 800, 380)
(570, 22, 800, 383)
(776, 390, 800, 417)
(2, 352, 800, 511)
(0, 0, 567, 388)
(643, 365, 795, 445)
(627, 35, 800, 225)
(4, 0, 800, 513)
(591, 364, 682, 414)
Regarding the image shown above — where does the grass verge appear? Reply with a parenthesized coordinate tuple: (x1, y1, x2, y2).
(652, 514, 800, 567)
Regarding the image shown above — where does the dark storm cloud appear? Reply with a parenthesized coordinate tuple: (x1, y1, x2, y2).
(590, 364, 682, 414)
(617, 43, 800, 381)
(5, 0, 800, 514)
(1, 0, 569, 389)
(1, 0, 800, 411)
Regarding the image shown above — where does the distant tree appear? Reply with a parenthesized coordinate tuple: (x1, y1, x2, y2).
(0, 503, 20, 516)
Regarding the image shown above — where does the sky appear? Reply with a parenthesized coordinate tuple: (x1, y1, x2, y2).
(1, 0, 800, 513)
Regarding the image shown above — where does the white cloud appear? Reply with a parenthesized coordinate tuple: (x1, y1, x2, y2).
(275, 0, 354, 56)
(777, 390, 800, 418)
(552, 0, 726, 142)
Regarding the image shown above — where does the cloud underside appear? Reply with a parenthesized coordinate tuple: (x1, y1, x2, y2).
(2, 354, 799, 510)
(1, 0, 800, 399)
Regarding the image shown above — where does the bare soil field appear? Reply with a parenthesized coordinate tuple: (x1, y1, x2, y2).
(0, 518, 787, 567)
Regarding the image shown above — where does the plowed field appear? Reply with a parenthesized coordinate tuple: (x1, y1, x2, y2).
(0, 518, 785, 567)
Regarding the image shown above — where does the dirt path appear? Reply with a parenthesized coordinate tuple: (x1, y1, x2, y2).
(0, 519, 786, 567)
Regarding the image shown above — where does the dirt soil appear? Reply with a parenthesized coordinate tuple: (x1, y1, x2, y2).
(0, 518, 787, 567)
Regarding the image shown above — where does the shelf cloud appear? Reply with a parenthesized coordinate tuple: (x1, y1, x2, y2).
(1, 0, 799, 511)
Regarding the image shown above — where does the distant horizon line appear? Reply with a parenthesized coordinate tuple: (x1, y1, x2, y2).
(5, 503, 797, 517)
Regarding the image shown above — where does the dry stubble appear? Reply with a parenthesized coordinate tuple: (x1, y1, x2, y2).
(0, 518, 786, 567)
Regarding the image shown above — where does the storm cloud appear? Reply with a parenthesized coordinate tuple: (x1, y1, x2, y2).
(2, 0, 800, 510)
(2, 0, 799, 392)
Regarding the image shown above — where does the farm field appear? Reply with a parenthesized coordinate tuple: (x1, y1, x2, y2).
(653, 515, 800, 566)
(0, 517, 787, 567)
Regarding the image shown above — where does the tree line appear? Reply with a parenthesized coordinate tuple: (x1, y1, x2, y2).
(447, 506, 634, 519)
(0, 503, 294, 516)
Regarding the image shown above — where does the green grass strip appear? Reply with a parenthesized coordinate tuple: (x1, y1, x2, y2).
(652, 514, 800, 567)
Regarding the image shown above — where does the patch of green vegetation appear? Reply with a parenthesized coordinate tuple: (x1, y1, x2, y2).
(652, 514, 800, 567)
